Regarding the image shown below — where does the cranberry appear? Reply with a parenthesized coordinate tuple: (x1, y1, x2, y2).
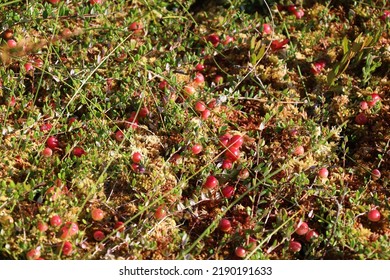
(235, 246, 247, 258)
(380, 10, 390, 21)
(305, 230, 319, 242)
(195, 101, 206, 112)
(222, 35, 234, 46)
(138, 107, 149, 118)
(154, 206, 167, 220)
(115, 130, 124, 142)
(295, 221, 309, 235)
(367, 93, 381, 107)
(37, 221, 49, 232)
(50, 215, 62, 227)
(229, 135, 244, 148)
(91, 208, 104, 221)
(218, 218, 231, 232)
(221, 158, 233, 170)
(371, 169, 381, 180)
(132, 152, 142, 163)
(129, 22, 143, 33)
(193, 72, 205, 85)
(270, 39, 289, 51)
(360, 101, 368, 110)
(289, 240, 302, 252)
(204, 175, 218, 189)
(60, 222, 79, 239)
(61, 241, 73, 256)
(293, 8, 304, 19)
(201, 109, 211, 120)
(42, 147, 53, 157)
(73, 147, 86, 157)
(191, 144, 203, 155)
(219, 133, 232, 147)
(355, 113, 368, 125)
(7, 39, 17, 48)
(262, 23, 272, 35)
(225, 146, 240, 161)
(221, 186, 234, 198)
(293, 145, 304, 156)
(26, 248, 41, 260)
(195, 63, 205, 71)
(367, 209, 381, 222)
(318, 167, 329, 179)
(158, 80, 168, 90)
(93, 230, 105, 241)
(114, 221, 125, 232)
(206, 34, 220, 47)
(46, 136, 59, 149)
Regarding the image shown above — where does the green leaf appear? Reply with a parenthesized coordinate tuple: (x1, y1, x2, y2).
(342, 36, 349, 54)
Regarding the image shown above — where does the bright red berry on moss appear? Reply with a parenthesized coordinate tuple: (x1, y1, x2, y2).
(219, 133, 232, 147)
(93, 230, 105, 241)
(270, 39, 289, 51)
(129, 22, 143, 33)
(42, 147, 53, 157)
(262, 23, 272, 35)
(367, 93, 381, 107)
(360, 101, 368, 110)
(380, 10, 390, 21)
(367, 209, 381, 222)
(318, 167, 329, 179)
(294, 145, 304, 156)
(61, 241, 73, 256)
(206, 34, 220, 47)
(222, 35, 234, 45)
(311, 60, 326, 75)
(37, 221, 49, 232)
(371, 169, 381, 180)
(195, 101, 206, 112)
(60, 222, 79, 239)
(293, 8, 304, 19)
(50, 215, 62, 227)
(204, 175, 218, 189)
(46, 136, 59, 149)
(132, 152, 142, 163)
(193, 72, 205, 85)
(201, 109, 210, 120)
(289, 240, 302, 252)
(195, 63, 205, 71)
(221, 186, 234, 198)
(235, 246, 247, 258)
(138, 107, 149, 118)
(26, 248, 41, 260)
(115, 130, 124, 142)
(73, 147, 86, 157)
(154, 206, 167, 220)
(114, 221, 125, 232)
(218, 218, 231, 232)
(7, 39, 17, 48)
(191, 144, 203, 155)
(229, 135, 244, 148)
(305, 230, 319, 242)
(158, 80, 168, 90)
(295, 221, 309, 235)
(355, 112, 368, 125)
(91, 208, 104, 221)
(221, 158, 233, 170)
(225, 146, 240, 161)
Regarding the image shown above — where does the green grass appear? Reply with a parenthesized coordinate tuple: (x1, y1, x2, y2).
(0, 0, 389, 260)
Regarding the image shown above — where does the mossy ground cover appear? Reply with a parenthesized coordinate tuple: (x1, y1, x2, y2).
(0, 0, 389, 260)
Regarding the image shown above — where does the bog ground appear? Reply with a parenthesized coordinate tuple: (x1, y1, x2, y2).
(0, 0, 389, 260)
